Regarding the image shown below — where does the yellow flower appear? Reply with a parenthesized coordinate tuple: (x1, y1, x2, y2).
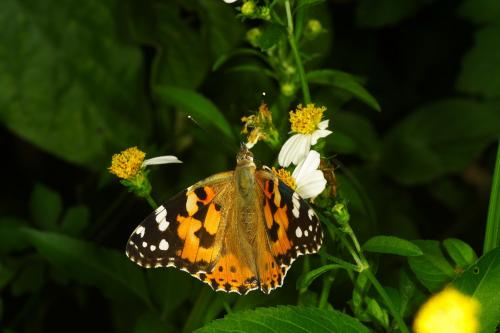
(109, 147, 182, 180)
(278, 104, 332, 167)
(272, 167, 297, 190)
(109, 147, 145, 180)
(413, 287, 480, 333)
(241, 102, 279, 148)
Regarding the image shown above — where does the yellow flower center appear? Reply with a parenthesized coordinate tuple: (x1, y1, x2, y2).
(289, 103, 326, 134)
(272, 167, 297, 190)
(413, 287, 480, 333)
(109, 146, 146, 180)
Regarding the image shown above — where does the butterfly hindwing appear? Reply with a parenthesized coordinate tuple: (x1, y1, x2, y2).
(126, 172, 233, 275)
(256, 170, 323, 293)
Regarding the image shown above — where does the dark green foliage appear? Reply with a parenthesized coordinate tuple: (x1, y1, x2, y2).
(1, 0, 500, 332)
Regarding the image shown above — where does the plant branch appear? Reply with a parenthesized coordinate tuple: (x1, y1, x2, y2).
(365, 270, 410, 333)
(285, 0, 311, 104)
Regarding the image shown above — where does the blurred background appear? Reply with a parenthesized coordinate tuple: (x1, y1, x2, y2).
(1, 0, 499, 332)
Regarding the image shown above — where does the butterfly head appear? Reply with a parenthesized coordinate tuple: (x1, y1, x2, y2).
(237, 143, 255, 167)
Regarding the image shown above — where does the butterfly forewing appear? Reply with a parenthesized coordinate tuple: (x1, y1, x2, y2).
(126, 172, 233, 274)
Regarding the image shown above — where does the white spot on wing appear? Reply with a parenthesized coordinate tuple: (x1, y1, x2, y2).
(155, 205, 165, 214)
(142, 241, 147, 248)
(304, 230, 309, 237)
(150, 245, 156, 251)
(158, 219, 170, 231)
(308, 208, 315, 220)
(295, 227, 302, 238)
(135, 226, 145, 238)
(155, 209, 167, 223)
(159, 239, 169, 251)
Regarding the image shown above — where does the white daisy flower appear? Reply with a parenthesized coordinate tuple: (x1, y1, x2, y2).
(278, 104, 332, 167)
(273, 150, 326, 199)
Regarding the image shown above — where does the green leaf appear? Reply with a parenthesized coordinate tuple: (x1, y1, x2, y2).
(11, 258, 45, 296)
(407, 240, 456, 292)
(133, 313, 175, 333)
(366, 297, 389, 329)
(307, 69, 381, 111)
(212, 48, 266, 71)
(0, 263, 15, 289)
(257, 23, 286, 51)
(0, 0, 146, 167)
(381, 99, 500, 185)
(356, 0, 433, 28)
(60, 205, 90, 236)
(363, 235, 423, 257)
(443, 238, 478, 269)
(457, 25, 500, 99)
(484, 142, 500, 253)
(29, 183, 63, 231)
(21, 228, 152, 307)
(297, 264, 343, 289)
(458, 0, 500, 25)
(0, 218, 28, 254)
(454, 247, 500, 333)
(154, 85, 234, 142)
(196, 306, 371, 333)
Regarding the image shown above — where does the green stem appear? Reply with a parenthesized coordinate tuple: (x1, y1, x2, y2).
(182, 288, 214, 333)
(144, 193, 158, 209)
(364, 270, 410, 333)
(285, 0, 311, 104)
(484, 140, 500, 254)
(318, 274, 334, 309)
(325, 222, 364, 269)
(324, 254, 359, 272)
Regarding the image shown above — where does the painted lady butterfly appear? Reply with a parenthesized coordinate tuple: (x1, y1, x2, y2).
(126, 145, 323, 294)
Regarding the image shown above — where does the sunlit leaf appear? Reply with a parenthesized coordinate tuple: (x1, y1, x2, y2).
(454, 247, 500, 333)
(196, 306, 371, 333)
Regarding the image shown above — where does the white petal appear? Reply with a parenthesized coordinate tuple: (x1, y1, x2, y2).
(292, 150, 321, 185)
(223, 0, 238, 2)
(318, 119, 329, 130)
(311, 129, 332, 145)
(296, 170, 327, 199)
(142, 155, 182, 166)
(292, 135, 312, 165)
(278, 134, 310, 167)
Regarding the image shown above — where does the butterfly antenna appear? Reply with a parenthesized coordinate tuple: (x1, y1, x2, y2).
(186, 114, 238, 153)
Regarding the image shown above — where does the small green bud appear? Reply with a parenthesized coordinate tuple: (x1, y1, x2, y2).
(120, 170, 152, 198)
(305, 19, 324, 39)
(332, 203, 350, 225)
(282, 62, 296, 75)
(246, 27, 262, 47)
(259, 6, 271, 20)
(241, 1, 256, 16)
(281, 82, 296, 96)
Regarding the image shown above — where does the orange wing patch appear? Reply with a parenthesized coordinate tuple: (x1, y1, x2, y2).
(176, 186, 222, 265)
(257, 251, 284, 294)
(195, 253, 258, 294)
